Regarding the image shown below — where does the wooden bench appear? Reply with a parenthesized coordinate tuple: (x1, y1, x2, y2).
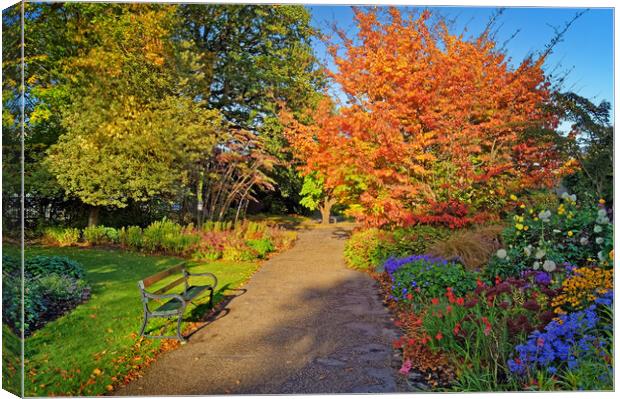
(137, 262, 218, 342)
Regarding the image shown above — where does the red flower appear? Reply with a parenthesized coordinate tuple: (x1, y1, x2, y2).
(435, 332, 443, 341)
(431, 298, 439, 305)
(495, 275, 502, 285)
(482, 317, 492, 336)
(408, 338, 415, 345)
(393, 340, 402, 348)
(476, 278, 484, 288)
(453, 323, 461, 336)
(406, 293, 413, 301)
(446, 305, 453, 313)
(456, 297, 465, 306)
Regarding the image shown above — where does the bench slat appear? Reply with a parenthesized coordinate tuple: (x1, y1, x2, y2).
(142, 262, 186, 287)
(153, 276, 186, 295)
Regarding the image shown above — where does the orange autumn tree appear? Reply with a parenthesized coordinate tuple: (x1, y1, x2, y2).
(280, 97, 353, 224)
(285, 7, 569, 227)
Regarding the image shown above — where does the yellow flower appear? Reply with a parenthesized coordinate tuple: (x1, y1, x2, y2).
(533, 217, 539, 221)
(515, 223, 524, 230)
(567, 231, 573, 237)
(510, 194, 518, 201)
(520, 204, 525, 209)
(523, 225, 529, 231)
(528, 209, 534, 214)
(599, 198, 606, 205)
(610, 249, 614, 261)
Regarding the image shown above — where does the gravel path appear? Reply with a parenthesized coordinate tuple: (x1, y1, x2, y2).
(117, 226, 405, 395)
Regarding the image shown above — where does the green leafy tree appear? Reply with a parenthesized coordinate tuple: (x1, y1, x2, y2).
(42, 4, 227, 226)
(555, 92, 613, 202)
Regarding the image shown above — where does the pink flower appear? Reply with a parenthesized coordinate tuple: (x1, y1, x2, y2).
(399, 359, 413, 375)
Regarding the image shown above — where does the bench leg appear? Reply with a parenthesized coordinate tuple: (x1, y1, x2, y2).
(139, 313, 149, 337)
(176, 313, 186, 343)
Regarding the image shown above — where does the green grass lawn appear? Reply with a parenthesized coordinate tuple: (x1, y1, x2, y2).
(2, 245, 261, 396)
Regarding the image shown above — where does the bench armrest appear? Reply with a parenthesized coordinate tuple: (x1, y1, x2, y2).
(185, 271, 218, 289)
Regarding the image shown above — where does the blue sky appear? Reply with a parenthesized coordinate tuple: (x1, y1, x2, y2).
(307, 6, 614, 117)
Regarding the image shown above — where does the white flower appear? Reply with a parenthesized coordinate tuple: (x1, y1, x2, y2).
(533, 261, 540, 270)
(538, 210, 552, 222)
(598, 251, 605, 261)
(594, 225, 603, 233)
(569, 194, 577, 202)
(561, 192, 570, 200)
(524, 246, 532, 256)
(535, 248, 546, 259)
(553, 229, 561, 234)
(596, 237, 604, 244)
(597, 215, 610, 225)
(598, 209, 607, 218)
(542, 260, 557, 272)
(496, 249, 507, 259)
(580, 237, 589, 245)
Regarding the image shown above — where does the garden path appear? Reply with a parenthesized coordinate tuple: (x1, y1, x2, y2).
(117, 225, 406, 395)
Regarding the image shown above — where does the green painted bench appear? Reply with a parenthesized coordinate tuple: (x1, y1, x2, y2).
(137, 262, 218, 342)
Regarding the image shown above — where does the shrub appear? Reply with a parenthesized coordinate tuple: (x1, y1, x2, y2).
(2, 255, 90, 336)
(192, 248, 223, 261)
(428, 225, 504, 270)
(246, 238, 274, 259)
(385, 255, 477, 307)
(222, 245, 256, 261)
(142, 219, 199, 255)
(24, 255, 85, 279)
(344, 225, 450, 271)
(83, 225, 119, 245)
(485, 194, 613, 279)
(119, 226, 143, 250)
(41, 227, 81, 246)
(343, 228, 381, 270)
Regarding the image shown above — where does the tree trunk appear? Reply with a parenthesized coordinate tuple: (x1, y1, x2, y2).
(88, 206, 100, 227)
(319, 197, 335, 225)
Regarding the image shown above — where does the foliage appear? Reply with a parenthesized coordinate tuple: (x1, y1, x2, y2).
(344, 225, 450, 270)
(385, 255, 477, 307)
(246, 238, 275, 259)
(119, 226, 144, 250)
(551, 266, 613, 314)
(343, 228, 382, 270)
(2, 255, 90, 335)
(141, 219, 200, 256)
(42, 227, 81, 247)
(486, 193, 613, 279)
(283, 7, 570, 227)
(83, 226, 119, 245)
(556, 92, 614, 204)
(428, 225, 504, 270)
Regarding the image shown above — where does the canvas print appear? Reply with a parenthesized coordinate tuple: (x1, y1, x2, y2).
(1, 1, 614, 396)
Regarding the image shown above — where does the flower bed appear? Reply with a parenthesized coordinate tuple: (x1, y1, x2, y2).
(368, 193, 614, 391)
(41, 219, 297, 262)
